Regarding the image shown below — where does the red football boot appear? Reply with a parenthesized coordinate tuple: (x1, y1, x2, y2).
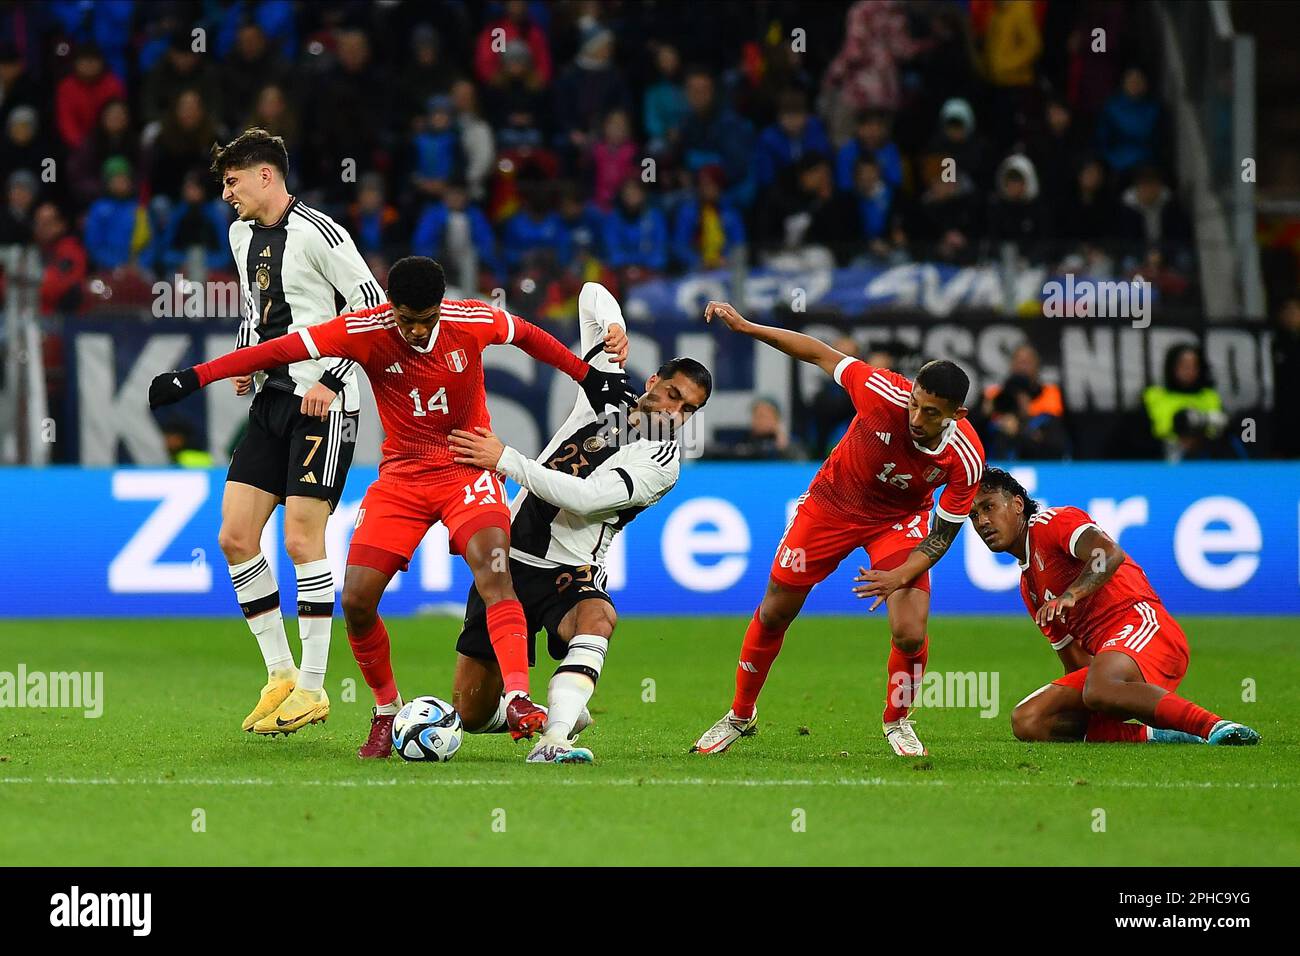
(505, 694, 547, 741)
(358, 709, 395, 758)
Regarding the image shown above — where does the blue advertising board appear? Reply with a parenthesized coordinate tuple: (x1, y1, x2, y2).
(0, 463, 1295, 618)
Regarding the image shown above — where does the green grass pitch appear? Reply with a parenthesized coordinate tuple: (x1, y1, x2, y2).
(1, 615, 1296, 866)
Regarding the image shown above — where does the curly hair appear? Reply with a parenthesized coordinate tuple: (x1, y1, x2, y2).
(209, 127, 289, 181)
(978, 466, 1039, 517)
(386, 256, 446, 311)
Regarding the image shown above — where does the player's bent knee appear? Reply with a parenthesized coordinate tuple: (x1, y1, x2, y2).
(216, 525, 259, 561)
(282, 531, 323, 565)
(891, 622, 926, 653)
(1011, 704, 1048, 742)
(1080, 680, 1121, 714)
(340, 587, 378, 630)
(576, 601, 617, 637)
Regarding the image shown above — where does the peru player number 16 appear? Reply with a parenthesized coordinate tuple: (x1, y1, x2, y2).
(410, 386, 449, 417)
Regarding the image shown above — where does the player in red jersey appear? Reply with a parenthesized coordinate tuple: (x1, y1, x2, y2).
(691, 302, 986, 757)
(970, 467, 1259, 746)
(149, 256, 635, 754)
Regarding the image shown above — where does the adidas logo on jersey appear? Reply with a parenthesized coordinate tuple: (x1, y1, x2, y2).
(258, 245, 271, 257)
(300, 473, 317, 484)
(385, 362, 403, 374)
(876, 431, 891, 444)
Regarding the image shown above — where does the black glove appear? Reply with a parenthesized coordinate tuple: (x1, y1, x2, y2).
(579, 365, 638, 413)
(149, 368, 201, 409)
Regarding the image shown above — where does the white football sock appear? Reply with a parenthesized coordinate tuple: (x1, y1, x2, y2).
(545, 634, 608, 739)
(376, 694, 404, 717)
(229, 553, 295, 676)
(467, 696, 510, 734)
(294, 559, 334, 693)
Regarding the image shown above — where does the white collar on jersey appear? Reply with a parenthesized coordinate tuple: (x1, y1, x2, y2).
(1017, 522, 1031, 570)
(406, 320, 441, 354)
(912, 418, 958, 456)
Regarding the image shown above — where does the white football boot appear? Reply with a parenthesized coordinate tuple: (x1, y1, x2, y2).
(526, 733, 594, 764)
(883, 716, 928, 756)
(691, 707, 758, 754)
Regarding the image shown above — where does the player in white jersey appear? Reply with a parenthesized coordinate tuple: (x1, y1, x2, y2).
(448, 283, 712, 763)
(208, 129, 384, 735)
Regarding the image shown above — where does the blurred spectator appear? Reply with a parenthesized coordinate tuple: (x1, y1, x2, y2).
(810, 334, 867, 454)
(1273, 297, 1300, 458)
(822, 0, 930, 138)
(484, 41, 549, 135)
(243, 83, 301, 160)
(1027, 99, 1083, 213)
(144, 88, 221, 202)
(852, 156, 896, 251)
(985, 154, 1051, 259)
(980, 343, 1066, 460)
(69, 99, 136, 211)
(678, 69, 756, 207)
(602, 177, 667, 275)
(1058, 156, 1119, 244)
(556, 182, 604, 259)
(219, 24, 287, 133)
(0, 169, 37, 245)
(154, 169, 230, 273)
(33, 202, 86, 315)
(500, 181, 569, 272)
(1062, 1, 1127, 121)
(401, 24, 463, 122)
(47, 2, 134, 80)
(55, 44, 126, 151)
(980, 0, 1043, 142)
(905, 174, 982, 264)
(345, 172, 403, 263)
(1143, 344, 1230, 462)
(672, 165, 745, 272)
(141, 28, 222, 124)
(708, 396, 806, 461)
(0, 43, 41, 131)
(552, 26, 628, 166)
(410, 94, 464, 204)
(84, 157, 150, 271)
(0, 105, 46, 190)
(761, 154, 858, 261)
(590, 109, 638, 210)
(921, 98, 991, 190)
(412, 178, 499, 285)
(450, 79, 495, 201)
(1095, 67, 1162, 177)
(162, 421, 214, 468)
(754, 89, 831, 191)
(307, 30, 394, 199)
(476, 1, 552, 87)
(1118, 166, 1191, 258)
(643, 43, 688, 154)
(835, 108, 903, 193)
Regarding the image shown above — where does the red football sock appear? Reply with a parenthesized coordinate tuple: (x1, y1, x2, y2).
(348, 615, 397, 706)
(1085, 713, 1150, 743)
(486, 599, 530, 698)
(731, 610, 787, 720)
(1153, 693, 1221, 739)
(883, 636, 929, 723)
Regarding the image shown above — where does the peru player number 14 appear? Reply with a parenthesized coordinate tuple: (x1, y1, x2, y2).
(410, 386, 449, 417)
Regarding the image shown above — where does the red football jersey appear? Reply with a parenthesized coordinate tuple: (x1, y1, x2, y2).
(1018, 505, 1163, 654)
(807, 358, 985, 525)
(300, 298, 515, 482)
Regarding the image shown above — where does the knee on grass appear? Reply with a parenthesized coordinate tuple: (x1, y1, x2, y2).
(1011, 703, 1054, 742)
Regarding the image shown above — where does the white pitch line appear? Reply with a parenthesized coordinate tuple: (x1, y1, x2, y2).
(0, 776, 1296, 790)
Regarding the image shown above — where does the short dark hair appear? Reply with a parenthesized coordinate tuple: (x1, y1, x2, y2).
(209, 127, 289, 181)
(657, 356, 712, 406)
(386, 256, 446, 311)
(914, 359, 970, 407)
(978, 466, 1039, 517)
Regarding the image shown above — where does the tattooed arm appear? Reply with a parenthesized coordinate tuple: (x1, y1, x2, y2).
(852, 516, 964, 611)
(1035, 527, 1126, 627)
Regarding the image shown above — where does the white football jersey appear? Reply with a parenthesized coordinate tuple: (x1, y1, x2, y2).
(497, 283, 680, 572)
(229, 197, 385, 413)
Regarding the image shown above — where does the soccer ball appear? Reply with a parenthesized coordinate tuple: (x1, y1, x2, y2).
(392, 696, 463, 762)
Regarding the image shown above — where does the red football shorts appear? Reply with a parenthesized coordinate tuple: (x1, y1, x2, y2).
(347, 469, 510, 575)
(769, 494, 931, 593)
(1051, 601, 1190, 692)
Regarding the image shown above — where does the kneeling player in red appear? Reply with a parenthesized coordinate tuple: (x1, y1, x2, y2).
(149, 257, 635, 755)
(970, 467, 1259, 746)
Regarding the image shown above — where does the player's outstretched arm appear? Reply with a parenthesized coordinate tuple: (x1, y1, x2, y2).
(148, 330, 314, 408)
(704, 300, 849, 378)
(1035, 527, 1127, 627)
(510, 315, 637, 412)
(852, 516, 964, 611)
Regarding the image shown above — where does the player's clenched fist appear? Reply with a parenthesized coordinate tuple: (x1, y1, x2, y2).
(604, 323, 628, 366)
(149, 368, 200, 408)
